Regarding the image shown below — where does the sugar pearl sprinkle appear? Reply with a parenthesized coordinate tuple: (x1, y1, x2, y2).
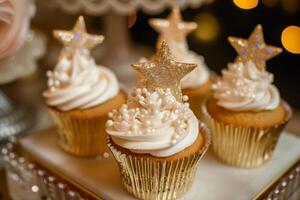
(46, 70, 70, 92)
(213, 62, 274, 100)
(106, 88, 191, 145)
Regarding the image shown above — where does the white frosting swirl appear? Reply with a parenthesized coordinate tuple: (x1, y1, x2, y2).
(43, 49, 119, 111)
(213, 61, 280, 112)
(106, 88, 199, 157)
(167, 41, 210, 89)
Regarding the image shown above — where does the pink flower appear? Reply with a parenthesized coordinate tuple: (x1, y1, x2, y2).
(0, 0, 30, 59)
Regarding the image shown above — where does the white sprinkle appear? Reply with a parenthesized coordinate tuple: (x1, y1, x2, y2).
(106, 120, 113, 127)
(182, 95, 189, 101)
(136, 88, 142, 94)
(142, 88, 148, 93)
(139, 96, 145, 101)
(31, 185, 39, 193)
(46, 71, 52, 77)
(120, 108, 127, 114)
(184, 102, 189, 107)
(132, 124, 138, 129)
(103, 152, 109, 158)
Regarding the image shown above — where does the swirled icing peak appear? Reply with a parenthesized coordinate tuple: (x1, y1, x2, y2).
(213, 61, 280, 112)
(43, 49, 119, 111)
(43, 16, 119, 111)
(106, 88, 199, 157)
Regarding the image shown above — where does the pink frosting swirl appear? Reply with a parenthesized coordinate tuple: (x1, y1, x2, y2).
(0, 0, 30, 59)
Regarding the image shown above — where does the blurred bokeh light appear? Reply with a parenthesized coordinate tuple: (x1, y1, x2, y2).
(233, 0, 259, 9)
(282, 0, 299, 14)
(193, 12, 220, 43)
(262, 0, 279, 7)
(281, 26, 300, 54)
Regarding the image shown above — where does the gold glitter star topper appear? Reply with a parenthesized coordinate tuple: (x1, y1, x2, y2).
(149, 7, 197, 49)
(53, 16, 104, 55)
(228, 24, 282, 71)
(132, 41, 196, 102)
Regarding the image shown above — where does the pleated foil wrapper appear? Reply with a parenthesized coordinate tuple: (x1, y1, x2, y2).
(107, 123, 211, 200)
(201, 100, 292, 168)
(47, 107, 108, 157)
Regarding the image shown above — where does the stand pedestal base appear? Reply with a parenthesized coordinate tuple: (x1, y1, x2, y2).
(0, 92, 35, 144)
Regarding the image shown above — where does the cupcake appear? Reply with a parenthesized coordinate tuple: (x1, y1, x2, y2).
(149, 7, 213, 118)
(202, 25, 292, 168)
(106, 41, 210, 200)
(43, 16, 126, 156)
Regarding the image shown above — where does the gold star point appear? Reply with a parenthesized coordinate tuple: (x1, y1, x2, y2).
(53, 16, 104, 51)
(228, 24, 282, 70)
(149, 7, 197, 48)
(132, 41, 196, 102)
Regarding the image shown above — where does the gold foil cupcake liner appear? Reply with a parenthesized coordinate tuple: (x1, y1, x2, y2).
(107, 124, 211, 200)
(48, 107, 108, 157)
(202, 100, 292, 168)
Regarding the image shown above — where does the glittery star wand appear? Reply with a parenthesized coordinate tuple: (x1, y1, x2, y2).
(53, 16, 104, 80)
(149, 7, 197, 50)
(228, 24, 282, 71)
(131, 41, 196, 103)
(54, 16, 104, 57)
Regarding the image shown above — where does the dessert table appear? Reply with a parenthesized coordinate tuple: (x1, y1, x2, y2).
(2, 127, 300, 200)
